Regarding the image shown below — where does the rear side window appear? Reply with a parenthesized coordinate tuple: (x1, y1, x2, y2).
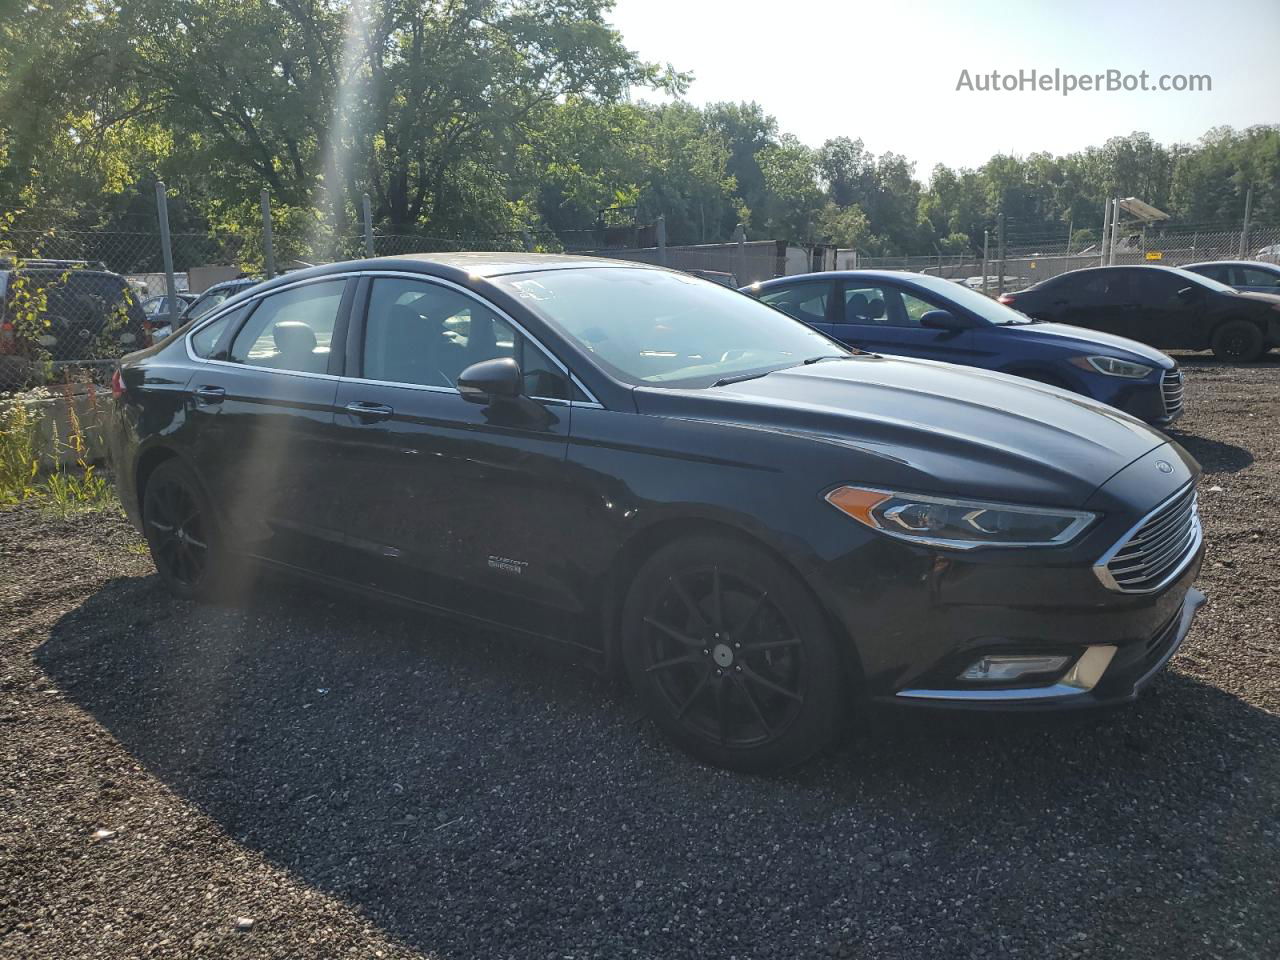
(190, 305, 249, 359)
(228, 280, 345, 373)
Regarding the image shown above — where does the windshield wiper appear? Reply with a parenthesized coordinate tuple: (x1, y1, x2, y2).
(712, 370, 774, 387)
(802, 354, 853, 364)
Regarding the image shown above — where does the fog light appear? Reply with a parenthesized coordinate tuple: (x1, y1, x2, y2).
(959, 654, 1071, 682)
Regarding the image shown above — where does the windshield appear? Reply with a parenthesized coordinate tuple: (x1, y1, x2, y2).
(493, 267, 848, 388)
(907, 273, 1033, 325)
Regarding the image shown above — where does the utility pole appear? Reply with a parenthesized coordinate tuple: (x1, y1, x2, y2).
(1240, 186, 1254, 258)
(1108, 198, 1121, 265)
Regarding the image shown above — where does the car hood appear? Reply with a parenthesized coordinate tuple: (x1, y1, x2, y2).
(634, 355, 1171, 508)
(1232, 290, 1280, 307)
(1000, 322, 1175, 367)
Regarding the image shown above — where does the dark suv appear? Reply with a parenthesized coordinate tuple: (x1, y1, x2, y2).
(1003, 265, 1280, 362)
(1, 261, 149, 386)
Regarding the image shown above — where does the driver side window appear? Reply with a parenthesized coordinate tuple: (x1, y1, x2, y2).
(362, 278, 573, 399)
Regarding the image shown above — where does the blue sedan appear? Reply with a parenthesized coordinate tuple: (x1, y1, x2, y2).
(743, 270, 1184, 426)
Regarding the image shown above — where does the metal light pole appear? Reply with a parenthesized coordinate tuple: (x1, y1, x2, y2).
(362, 193, 375, 258)
(260, 189, 276, 279)
(154, 182, 179, 316)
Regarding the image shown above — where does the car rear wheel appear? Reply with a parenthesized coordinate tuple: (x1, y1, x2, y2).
(1211, 320, 1264, 362)
(621, 535, 846, 772)
(142, 459, 225, 600)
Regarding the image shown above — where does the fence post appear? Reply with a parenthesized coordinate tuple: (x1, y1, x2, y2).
(734, 223, 747, 281)
(1105, 199, 1116, 264)
(1100, 198, 1111, 267)
(154, 182, 179, 317)
(995, 213, 1006, 295)
(362, 193, 375, 258)
(655, 215, 667, 266)
(1240, 186, 1253, 258)
(981, 229, 990, 293)
(260, 189, 276, 279)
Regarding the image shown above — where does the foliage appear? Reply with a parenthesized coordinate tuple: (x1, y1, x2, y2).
(0, 3, 1276, 255)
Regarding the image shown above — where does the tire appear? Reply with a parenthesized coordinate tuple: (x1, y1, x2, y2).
(1211, 320, 1264, 362)
(621, 535, 846, 773)
(141, 458, 227, 600)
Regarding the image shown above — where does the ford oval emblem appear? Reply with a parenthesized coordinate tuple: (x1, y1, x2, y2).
(1156, 460, 1173, 474)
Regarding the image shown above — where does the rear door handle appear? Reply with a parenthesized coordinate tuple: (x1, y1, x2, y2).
(345, 401, 394, 422)
(194, 385, 225, 405)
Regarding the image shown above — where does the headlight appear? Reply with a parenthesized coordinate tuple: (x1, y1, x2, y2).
(825, 486, 1097, 549)
(1071, 355, 1153, 378)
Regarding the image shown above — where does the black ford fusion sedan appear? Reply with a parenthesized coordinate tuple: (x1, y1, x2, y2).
(107, 254, 1206, 772)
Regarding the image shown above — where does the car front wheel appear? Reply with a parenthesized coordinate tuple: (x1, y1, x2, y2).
(622, 535, 846, 772)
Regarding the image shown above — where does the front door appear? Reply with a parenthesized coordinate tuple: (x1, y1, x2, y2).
(830, 280, 974, 360)
(329, 275, 585, 637)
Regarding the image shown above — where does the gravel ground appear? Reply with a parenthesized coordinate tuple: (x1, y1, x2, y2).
(2, 356, 1278, 960)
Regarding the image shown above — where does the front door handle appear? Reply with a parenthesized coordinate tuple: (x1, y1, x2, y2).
(344, 401, 394, 422)
(194, 385, 225, 405)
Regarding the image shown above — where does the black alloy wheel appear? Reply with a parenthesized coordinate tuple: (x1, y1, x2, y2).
(1211, 320, 1264, 362)
(142, 459, 222, 599)
(622, 536, 845, 772)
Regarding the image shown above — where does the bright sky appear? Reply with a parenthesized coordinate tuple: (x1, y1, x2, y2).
(609, 0, 1280, 182)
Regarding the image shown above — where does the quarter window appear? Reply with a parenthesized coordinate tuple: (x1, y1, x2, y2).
(227, 280, 345, 373)
(362, 278, 572, 399)
(190, 306, 248, 360)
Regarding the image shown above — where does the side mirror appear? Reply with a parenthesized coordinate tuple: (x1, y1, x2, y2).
(919, 309, 971, 332)
(457, 357, 523, 404)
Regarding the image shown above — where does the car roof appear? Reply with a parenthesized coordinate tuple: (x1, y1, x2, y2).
(224, 252, 663, 301)
(1183, 260, 1279, 270)
(750, 269, 938, 287)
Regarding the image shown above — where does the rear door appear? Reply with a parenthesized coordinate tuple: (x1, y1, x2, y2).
(328, 274, 586, 636)
(1053, 270, 1141, 338)
(756, 279, 836, 334)
(185, 276, 354, 574)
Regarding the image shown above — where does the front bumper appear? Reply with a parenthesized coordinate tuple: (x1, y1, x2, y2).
(889, 586, 1205, 709)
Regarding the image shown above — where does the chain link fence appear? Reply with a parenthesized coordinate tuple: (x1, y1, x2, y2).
(5, 201, 1277, 392)
(856, 225, 1280, 293)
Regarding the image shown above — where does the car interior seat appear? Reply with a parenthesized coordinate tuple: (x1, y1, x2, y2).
(271, 321, 323, 372)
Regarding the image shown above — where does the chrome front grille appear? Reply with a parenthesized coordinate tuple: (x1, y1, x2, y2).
(1161, 367, 1185, 418)
(1095, 484, 1201, 594)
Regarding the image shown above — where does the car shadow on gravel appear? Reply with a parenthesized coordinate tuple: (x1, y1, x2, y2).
(37, 573, 1280, 959)
(1166, 431, 1254, 474)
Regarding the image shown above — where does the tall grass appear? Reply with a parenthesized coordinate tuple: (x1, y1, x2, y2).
(0, 380, 115, 515)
